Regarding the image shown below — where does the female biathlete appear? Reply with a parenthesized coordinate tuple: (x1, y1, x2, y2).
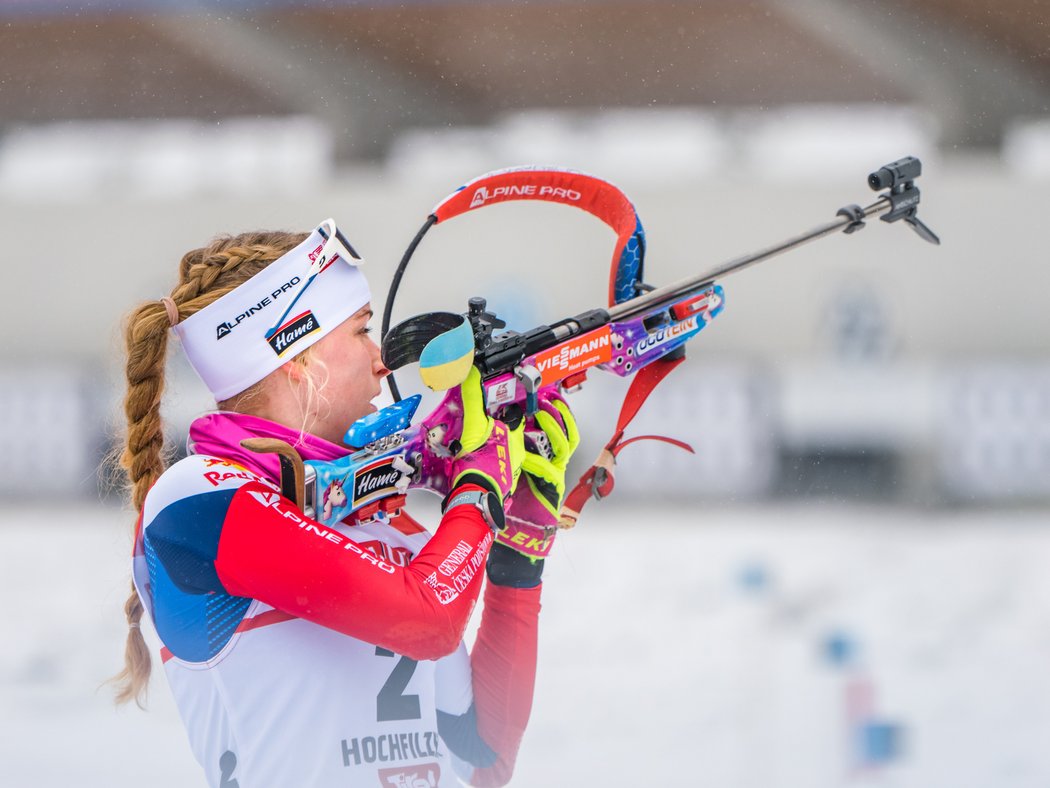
(113, 220, 578, 787)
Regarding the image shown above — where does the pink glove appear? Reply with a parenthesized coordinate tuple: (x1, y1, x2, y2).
(499, 390, 579, 560)
(424, 368, 524, 501)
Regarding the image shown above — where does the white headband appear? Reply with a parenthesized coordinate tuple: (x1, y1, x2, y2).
(174, 219, 371, 401)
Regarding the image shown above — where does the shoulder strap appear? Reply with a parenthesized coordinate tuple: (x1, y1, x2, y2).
(559, 354, 693, 528)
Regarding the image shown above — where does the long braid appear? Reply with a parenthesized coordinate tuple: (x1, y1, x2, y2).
(112, 230, 307, 707)
(112, 298, 170, 707)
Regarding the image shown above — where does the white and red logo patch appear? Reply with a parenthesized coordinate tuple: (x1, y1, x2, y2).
(307, 242, 341, 274)
(377, 763, 440, 787)
(485, 378, 518, 409)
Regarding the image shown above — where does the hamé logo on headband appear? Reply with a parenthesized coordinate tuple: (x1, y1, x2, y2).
(267, 311, 321, 356)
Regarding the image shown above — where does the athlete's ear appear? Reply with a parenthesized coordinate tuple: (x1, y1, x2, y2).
(280, 357, 307, 383)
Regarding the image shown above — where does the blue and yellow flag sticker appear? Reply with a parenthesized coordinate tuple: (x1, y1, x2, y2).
(419, 318, 476, 391)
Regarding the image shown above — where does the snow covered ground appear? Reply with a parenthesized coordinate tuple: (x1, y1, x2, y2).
(3, 501, 1050, 788)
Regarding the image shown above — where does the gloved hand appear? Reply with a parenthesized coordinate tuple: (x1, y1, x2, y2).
(435, 368, 524, 502)
(497, 389, 580, 561)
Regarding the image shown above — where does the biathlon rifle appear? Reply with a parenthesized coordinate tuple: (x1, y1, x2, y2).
(252, 158, 938, 529)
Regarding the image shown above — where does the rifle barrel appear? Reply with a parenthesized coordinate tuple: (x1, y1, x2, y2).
(606, 196, 891, 322)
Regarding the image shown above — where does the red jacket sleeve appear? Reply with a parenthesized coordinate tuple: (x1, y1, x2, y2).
(214, 481, 494, 661)
(467, 581, 542, 787)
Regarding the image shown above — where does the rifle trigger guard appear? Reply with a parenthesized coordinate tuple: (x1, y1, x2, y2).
(836, 204, 866, 234)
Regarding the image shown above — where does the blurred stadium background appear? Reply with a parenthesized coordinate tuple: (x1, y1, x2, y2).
(3, 0, 1049, 505)
(1, 1, 1049, 786)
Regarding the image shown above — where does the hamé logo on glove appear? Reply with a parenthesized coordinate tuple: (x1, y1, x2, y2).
(267, 311, 321, 356)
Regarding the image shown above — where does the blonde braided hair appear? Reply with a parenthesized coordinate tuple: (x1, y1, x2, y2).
(113, 230, 307, 707)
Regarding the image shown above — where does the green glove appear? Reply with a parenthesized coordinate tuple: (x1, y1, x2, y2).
(427, 367, 525, 501)
(499, 392, 580, 560)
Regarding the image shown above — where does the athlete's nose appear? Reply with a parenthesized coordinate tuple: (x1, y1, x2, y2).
(369, 337, 390, 379)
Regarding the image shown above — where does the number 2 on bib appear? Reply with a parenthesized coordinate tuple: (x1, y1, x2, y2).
(375, 646, 421, 722)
